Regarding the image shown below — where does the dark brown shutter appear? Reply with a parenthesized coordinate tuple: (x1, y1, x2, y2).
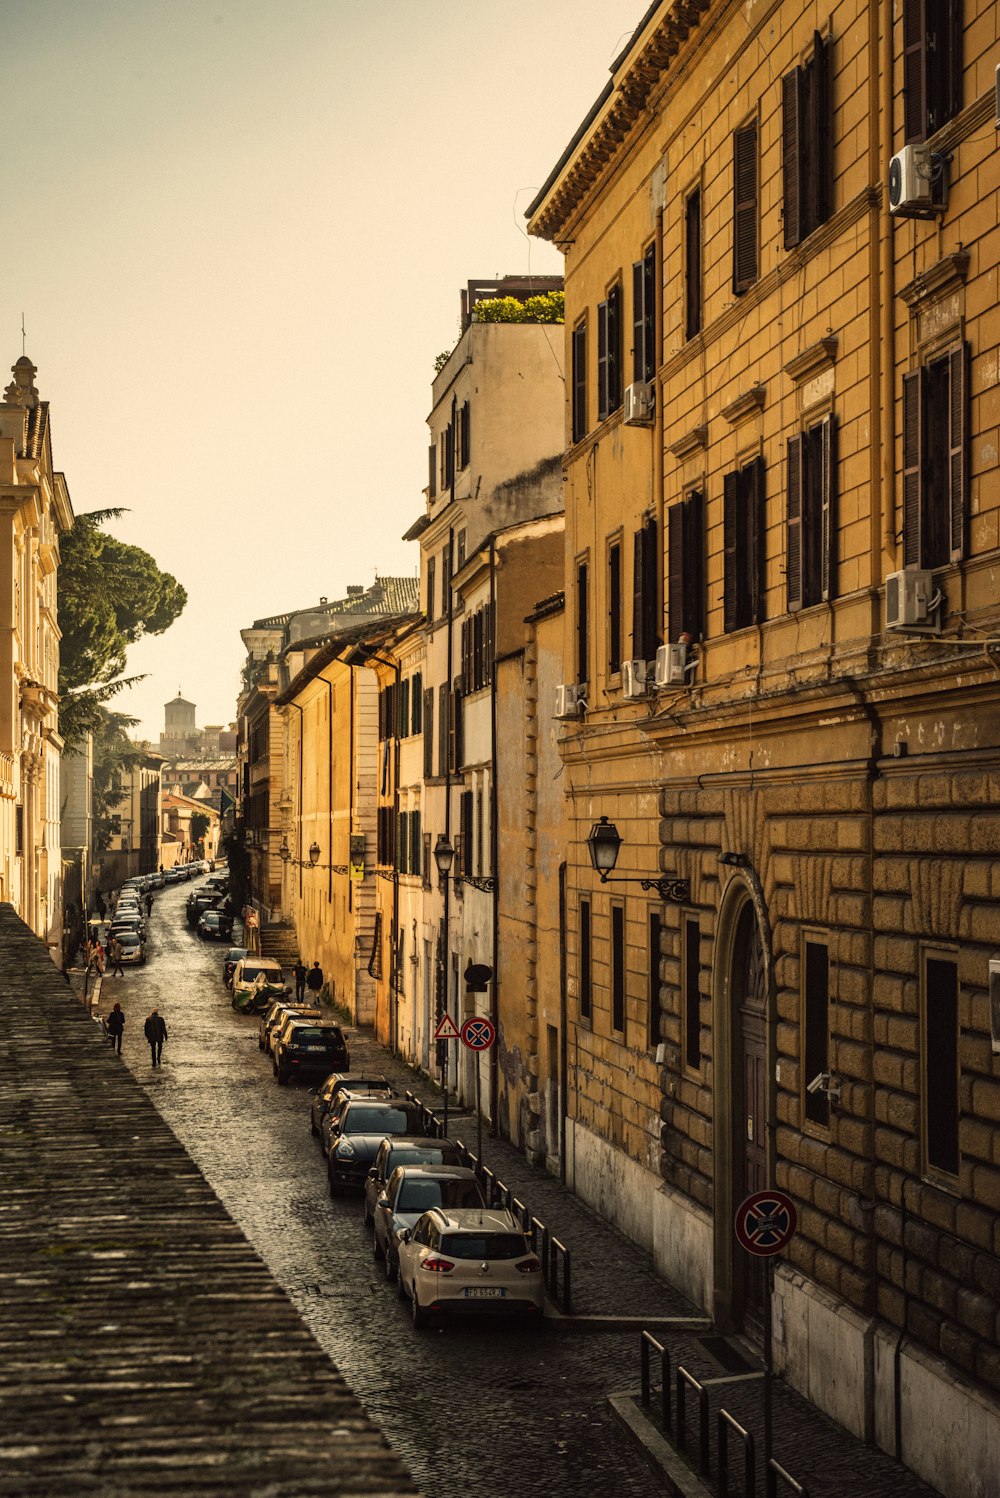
(423, 689, 434, 778)
(724, 471, 739, 633)
(813, 33, 832, 228)
(428, 444, 437, 498)
(572, 323, 587, 441)
(787, 434, 805, 612)
(685, 489, 704, 639)
(643, 515, 660, 655)
(632, 260, 645, 385)
(903, 0, 927, 143)
(685, 190, 701, 339)
(437, 681, 448, 777)
(643, 245, 656, 380)
(749, 457, 766, 624)
(597, 300, 609, 420)
(607, 283, 622, 411)
(577, 562, 589, 684)
(733, 122, 758, 294)
(902, 369, 924, 567)
(668, 502, 685, 644)
(632, 527, 645, 660)
(609, 543, 621, 673)
(948, 342, 969, 562)
(820, 415, 837, 601)
(782, 68, 802, 249)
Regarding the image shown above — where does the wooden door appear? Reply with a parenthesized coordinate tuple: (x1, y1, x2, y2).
(732, 903, 767, 1336)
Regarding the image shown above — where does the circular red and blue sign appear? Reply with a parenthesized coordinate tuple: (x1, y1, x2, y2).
(734, 1190, 798, 1257)
(460, 1016, 496, 1051)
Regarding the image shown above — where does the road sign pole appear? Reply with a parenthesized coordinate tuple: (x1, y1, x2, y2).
(443, 1041, 449, 1138)
(476, 1053, 483, 1167)
(764, 1255, 773, 1496)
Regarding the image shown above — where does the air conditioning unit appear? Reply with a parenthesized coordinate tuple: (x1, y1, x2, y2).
(885, 569, 937, 631)
(622, 659, 648, 698)
(623, 381, 654, 426)
(655, 642, 688, 686)
(555, 683, 584, 718)
(888, 144, 947, 217)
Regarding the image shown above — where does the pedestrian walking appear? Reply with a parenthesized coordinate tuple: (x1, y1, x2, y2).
(306, 961, 324, 996)
(96, 893, 107, 921)
(106, 1002, 125, 1054)
(109, 938, 124, 978)
(293, 959, 307, 1001)
(95, 940, 106, 976)
(145, 892, 154, 917)
(144, 1009, 167, 1066)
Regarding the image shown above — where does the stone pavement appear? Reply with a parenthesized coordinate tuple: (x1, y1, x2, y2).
(0, 905, 418, 1498)
(343, 1021, 945, 1498)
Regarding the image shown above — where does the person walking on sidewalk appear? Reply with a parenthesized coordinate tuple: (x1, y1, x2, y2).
(145, 892, 154, 917)
(306, 961, 324, 997)
(293, 959, 307, 1002)
(109, 938, 125, 978)
(144, 1009, 167, 1066)
(106, 1002, 125, 1054)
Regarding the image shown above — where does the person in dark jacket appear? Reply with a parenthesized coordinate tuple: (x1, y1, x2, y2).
(144, 1009, 167, 1066)
(106, 1002, 125, 1054)
(306, 962, 324, 995)
(293, 959, 307, 1001)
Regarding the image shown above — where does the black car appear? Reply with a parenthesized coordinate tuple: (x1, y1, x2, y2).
(325, 1098, 426, 1194)
(373, 1165, 485, 1280)
(362, 1135, 463, 1225)
(260, 1002, 322, 1054)
(197, 908, 232, 941)
(273, 1021, 350, 1086)
(186, 892, 219, 928)
(310, 1073, 395, 1140)
(222, 947, 247, 988)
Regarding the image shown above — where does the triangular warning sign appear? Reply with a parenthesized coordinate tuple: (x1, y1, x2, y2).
(434, 1012, 461, 1041)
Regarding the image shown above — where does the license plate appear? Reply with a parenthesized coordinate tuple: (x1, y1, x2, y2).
(464, 1286, 504, 1298)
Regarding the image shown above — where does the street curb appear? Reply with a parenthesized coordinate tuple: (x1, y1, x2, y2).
(544, 1314, 713, 1335)
(608, 1392, 714, 1498)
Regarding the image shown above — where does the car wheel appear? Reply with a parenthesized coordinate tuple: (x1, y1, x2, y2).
(328, 1169, 340, 1199)
(384, 1247, 395, 1284)
(396, 1264, 406, 1300)
(276, 1067, 287, 1086)
(310, 1116, 319, 1138)
(372, 1226, 381, 1262)
(411, 1286, 427, 1329)
(362, 1195, 372, 1227)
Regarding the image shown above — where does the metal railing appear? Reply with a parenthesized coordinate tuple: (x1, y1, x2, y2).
(718, 1408, 755, 1498)
(640, 1330, 671, 1431)
(676, 1366, 711, 1477)
(767, 1459, 809, 1498)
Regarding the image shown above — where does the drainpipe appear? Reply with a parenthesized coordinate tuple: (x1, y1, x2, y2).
(361, 649, 402, 1055)
(558, 859, 568, 1185)
(443, 523, 455, 1088)
(489, 535, 499, 1134)
(324, 678, 333, 907)
(286, 701, 305, 903)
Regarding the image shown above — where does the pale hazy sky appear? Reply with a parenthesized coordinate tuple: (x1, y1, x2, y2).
(1, 0, 641, 741)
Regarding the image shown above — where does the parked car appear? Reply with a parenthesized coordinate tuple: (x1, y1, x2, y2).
(197, 909, 232, 941)
(324, 1097, 425, 1193)
(310, 1073, 394, 1139)
(373, 1164, 484, 1281)
(231, 957, 284, 993)
(260, 1002, 322, 1054)
(148, 872, 166, 889)
(108, 915, 145, 941)
(115, 929, 146, 965)
(273, 1021, 349, 1086)
(397, 1207, 543, 1326)
(223, 947, 247, 988)
(362, 1135, 463, 1224)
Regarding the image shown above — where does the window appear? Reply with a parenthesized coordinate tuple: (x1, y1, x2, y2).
(608, 541, 622, 675)
(597, 282, 623, 421)
(422, 831, 431, 888)
(398, 677, 410, 738)
(903, 0, 962, 144)
(426, 557, 436, 624)
(802, 939, 830, 1128)
(459, 792, 474, 875)
(632, 516, 660, 662)
(572, 321, 587, 442)
(611, 903, 625, 1033)
(667, 489, 705, 643)
(787, 416, 837, 611)
(449, 679, 463, 772)
(685, 189, 702, 339)
(439, 425, 454, 490)
(732, 121, 758, 294)
(456, 528, 467, 569)
(576, 560, 589, 686)
(15, 805, 24, 856)
(580, 898, 592, 1020)
(411, 673, 423, 733)
(475, 787, 484, 876)
(723, 457, 766, 632)
(441, 546, 451, 615)
(428, 444, 437, 500)
(458, 402, 471, 470)
(649, 911, 662, 1051)
(397, 811, 409, 873)
(923, 954, 959, 1178)
(423, 688, 434, 777)
(782, 33, 831, 248)
(410, 810, 422, 877)
(683, 917, 701, 1070)
(437, 681, 448, 777)
(902, 343, 968, 568)
(632, 244, 656, 383)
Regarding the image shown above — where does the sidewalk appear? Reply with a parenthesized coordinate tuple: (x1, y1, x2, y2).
(344, 1021, 942, 1498)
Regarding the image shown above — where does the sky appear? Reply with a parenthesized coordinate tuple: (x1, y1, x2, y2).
(1, 0, 643, 742)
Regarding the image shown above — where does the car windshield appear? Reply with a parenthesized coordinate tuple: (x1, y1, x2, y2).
(291, 1028, 341, 1044)
(396, 1179, 482, 1212)
(241, 964, 280, 983)
(440, 1232, 531, 1260)
(347, 1106, 419, 1133)
(118, 934, 141, 947)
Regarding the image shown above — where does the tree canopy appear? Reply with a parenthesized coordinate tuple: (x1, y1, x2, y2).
(58, 509, 187, 746)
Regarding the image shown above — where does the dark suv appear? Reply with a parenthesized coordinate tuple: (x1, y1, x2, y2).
(273, 1021, 350, 1085)
(325, 1097, 426, 1193)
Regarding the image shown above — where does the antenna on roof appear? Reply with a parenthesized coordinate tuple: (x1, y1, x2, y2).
(21, 313, 26, 356)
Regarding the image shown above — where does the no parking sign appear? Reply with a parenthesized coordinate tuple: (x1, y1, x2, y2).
(734, 1190, 797, 1256)
(460, 1015, 496, 1051)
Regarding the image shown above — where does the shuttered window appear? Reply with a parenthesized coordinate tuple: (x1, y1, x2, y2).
(572, 321, 587, 442)
(782, 34, 831, 249)
(576, 561, 589, 686)
(803, 939, 830, 1128)
(428, 444, 437, 499)
(411, 674, 422, 734)
(667, 490, 704, 643)
(458, 401, 471, 470)
(723, 458, 766, 632)
(923, 955, 959, 1178)
(632, 244, 656, 383)
(685, 189, 702, 339)
(903, 0, 962, 144)
(649, 910, 663, 1051)
(410, 811, 421, 877)
(598, 282, 623, 420)
(611, 903, 625, 1034)
(580, 899, 592, 1021)
(732, 121, 758, 295)
(786, 416, 837, 612)
(608, 541, 622, 675)
(902, 343, 968, 569)
(422, 688, 434, 778)
(632, 516, 661, 662)
(426, 557, 435, 624)
(437, 682, 448, 777)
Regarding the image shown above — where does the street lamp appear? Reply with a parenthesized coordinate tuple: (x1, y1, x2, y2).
(279, 836, 291, 863)
(434, 832, 495, 893)
(585, 816, 689, 904)
(308, 841, 321, 866)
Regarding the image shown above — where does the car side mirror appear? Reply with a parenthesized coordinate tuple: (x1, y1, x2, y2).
(376, 1194, 389, 1210)
(400, 1229, 411, 1244)
(367, 1166, 377, 1179)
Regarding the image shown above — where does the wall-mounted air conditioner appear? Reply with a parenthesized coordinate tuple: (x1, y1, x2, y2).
(555, 683, 585, 718)
(655, 642, 689, 686)
(888, 144, 947, 218)
(885, 569, 938, 631)
(623, 381, 654, 426)
(622, 659, 649, 698)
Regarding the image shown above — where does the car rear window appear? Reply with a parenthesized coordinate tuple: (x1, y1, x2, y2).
(118, 934, 141, 946)
(291, 1027, 343, 1044)
(347, 1106, 420, 1133)
(242, 964, 281, 983)
(391, 1146, 456, 1168)
(397, 1180, 482, 1212)
(440, 1232, 531, 1260)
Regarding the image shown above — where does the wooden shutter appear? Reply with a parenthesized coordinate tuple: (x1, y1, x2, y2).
(643, 515, 660, 656)
(902, 369, 924, 567)
(428, 444, 437, 498)
(411, 811, 421, 876)
(786, 434, 805, 612)
(668, 502, 685, 644)
(412, 675, 422, 734)
(607, 283, 622, 411)
(460, 401, 470, 469)
(572, 323, 587, 441)
(609, 543, 621, 673)
(643, 245, 656, 380)
(733, 122, 758, 294)
(426, 558, 435, 623)
(399, 678, 410, 738)
(903, 0, 927, 142)
(782, 68, 803, 249)
(948, 342, 969, 562)
(813, 33, 832, 230)
(685, 190, 701, 339)
(423, 689, 433, 777)
(632, 260, 645, 385)
(597, 300, 609, 420)
(820, 415, 837, 601)
(632, 527, 645, 660)
(437, 682, 448, 777)
(685, 489, 704, 639)
(723, 472, 739, 633)
(577, 562, 589, 684)
(749, 458, 766, 625)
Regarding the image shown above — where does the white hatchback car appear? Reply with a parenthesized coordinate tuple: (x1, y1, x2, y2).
(397, 1206, 544, 1327)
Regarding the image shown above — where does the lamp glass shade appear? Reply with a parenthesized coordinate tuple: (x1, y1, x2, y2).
(433, 833, 455, 876)
(279, 838, 291, 863)
(586, 816, 621, 875)
(308, 841, 321, 866)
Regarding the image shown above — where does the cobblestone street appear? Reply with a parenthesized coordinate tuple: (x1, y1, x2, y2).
(103, 880, 666, 1498)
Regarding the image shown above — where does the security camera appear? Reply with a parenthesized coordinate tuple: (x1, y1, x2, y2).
(807, 1072, 830, 1095)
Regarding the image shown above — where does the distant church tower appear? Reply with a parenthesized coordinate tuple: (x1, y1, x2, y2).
(160, 690, 201, 756)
